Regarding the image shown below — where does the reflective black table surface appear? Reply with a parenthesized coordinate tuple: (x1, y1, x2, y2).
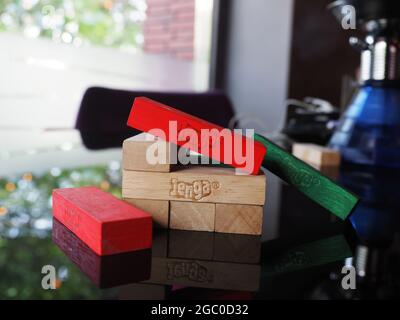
(1, 130, 399, 299)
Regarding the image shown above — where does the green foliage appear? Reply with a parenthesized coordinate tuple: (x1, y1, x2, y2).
(0, 163, 122, 299)
(0, 0, 146, 49)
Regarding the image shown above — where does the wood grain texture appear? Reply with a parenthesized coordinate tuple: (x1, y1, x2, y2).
(215, 204, 263, 235)
(123, 133, 173, 172)
(122, 166, 266, 205)
(292, 143, 341, 167)
(255, 134, 359, 220)
(170, 201, 215, 232)
(146, 257, 260, 291)
(313, 165, 340, 180)
(126, 97, 267, 175)
(52, 187, 152, 255)
(124, 198, 169, 229)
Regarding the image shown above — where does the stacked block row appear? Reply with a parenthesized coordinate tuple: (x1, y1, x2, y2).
(122, 133, 266, 235)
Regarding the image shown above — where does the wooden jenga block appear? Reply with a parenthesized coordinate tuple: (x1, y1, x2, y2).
(52, 187, 152, 255)
(314, 165, 340, 180)
(215, 204, 263, 235)
(292, 143, 341, 167)
(123, 132, 174, 172)
(124, 198, 169, 228)
(255, 134, 358, 220)
(168, 229, 214, 260)
(122, 166, 266, 206)
(170, 201, 215, 232)
(127, 97, 267, 175)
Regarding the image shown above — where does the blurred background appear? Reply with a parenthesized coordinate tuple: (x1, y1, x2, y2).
(0, 0, 360, 173)
(0, 0, 212, 129)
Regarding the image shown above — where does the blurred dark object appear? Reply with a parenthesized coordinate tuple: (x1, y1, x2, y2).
(75, 87, 235, 149)
(288, 0, 360, 107)
(310, 164, 400, 299)
(282, 97, 340, 145)
(340, 164, 400, 244)
(53, 218, 151, 289)
(340, 75, 358, 112)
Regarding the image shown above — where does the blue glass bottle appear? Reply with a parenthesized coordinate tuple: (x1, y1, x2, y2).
(329, 85, 400, 168)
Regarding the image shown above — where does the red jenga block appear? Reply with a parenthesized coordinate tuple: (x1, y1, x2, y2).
(127, 97, 267, 175)
(52, 186, 152, 256)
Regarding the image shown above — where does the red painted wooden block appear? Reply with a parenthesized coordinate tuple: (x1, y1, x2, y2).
(52, 186, 152, 256)
(127, 97, 267, 175)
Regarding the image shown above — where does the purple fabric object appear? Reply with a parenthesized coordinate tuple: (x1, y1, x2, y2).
(75, 87, 235, 149)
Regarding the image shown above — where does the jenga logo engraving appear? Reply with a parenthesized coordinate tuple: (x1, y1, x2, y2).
(167, 261, 213, 283)
(169, 178, 220, 200)
(285, 157, 321, 188)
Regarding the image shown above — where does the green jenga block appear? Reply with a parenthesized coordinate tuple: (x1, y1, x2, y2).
(254, 134, 358, 220)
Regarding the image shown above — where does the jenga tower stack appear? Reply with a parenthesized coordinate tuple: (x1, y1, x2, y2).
(122, 133, 266, 235)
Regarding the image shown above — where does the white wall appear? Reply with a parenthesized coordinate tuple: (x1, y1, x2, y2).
(222, 0, 294, 240)
(0, 33, 207, 129)
(0, 33, 208, 175)
(223, 0, 294, 134)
